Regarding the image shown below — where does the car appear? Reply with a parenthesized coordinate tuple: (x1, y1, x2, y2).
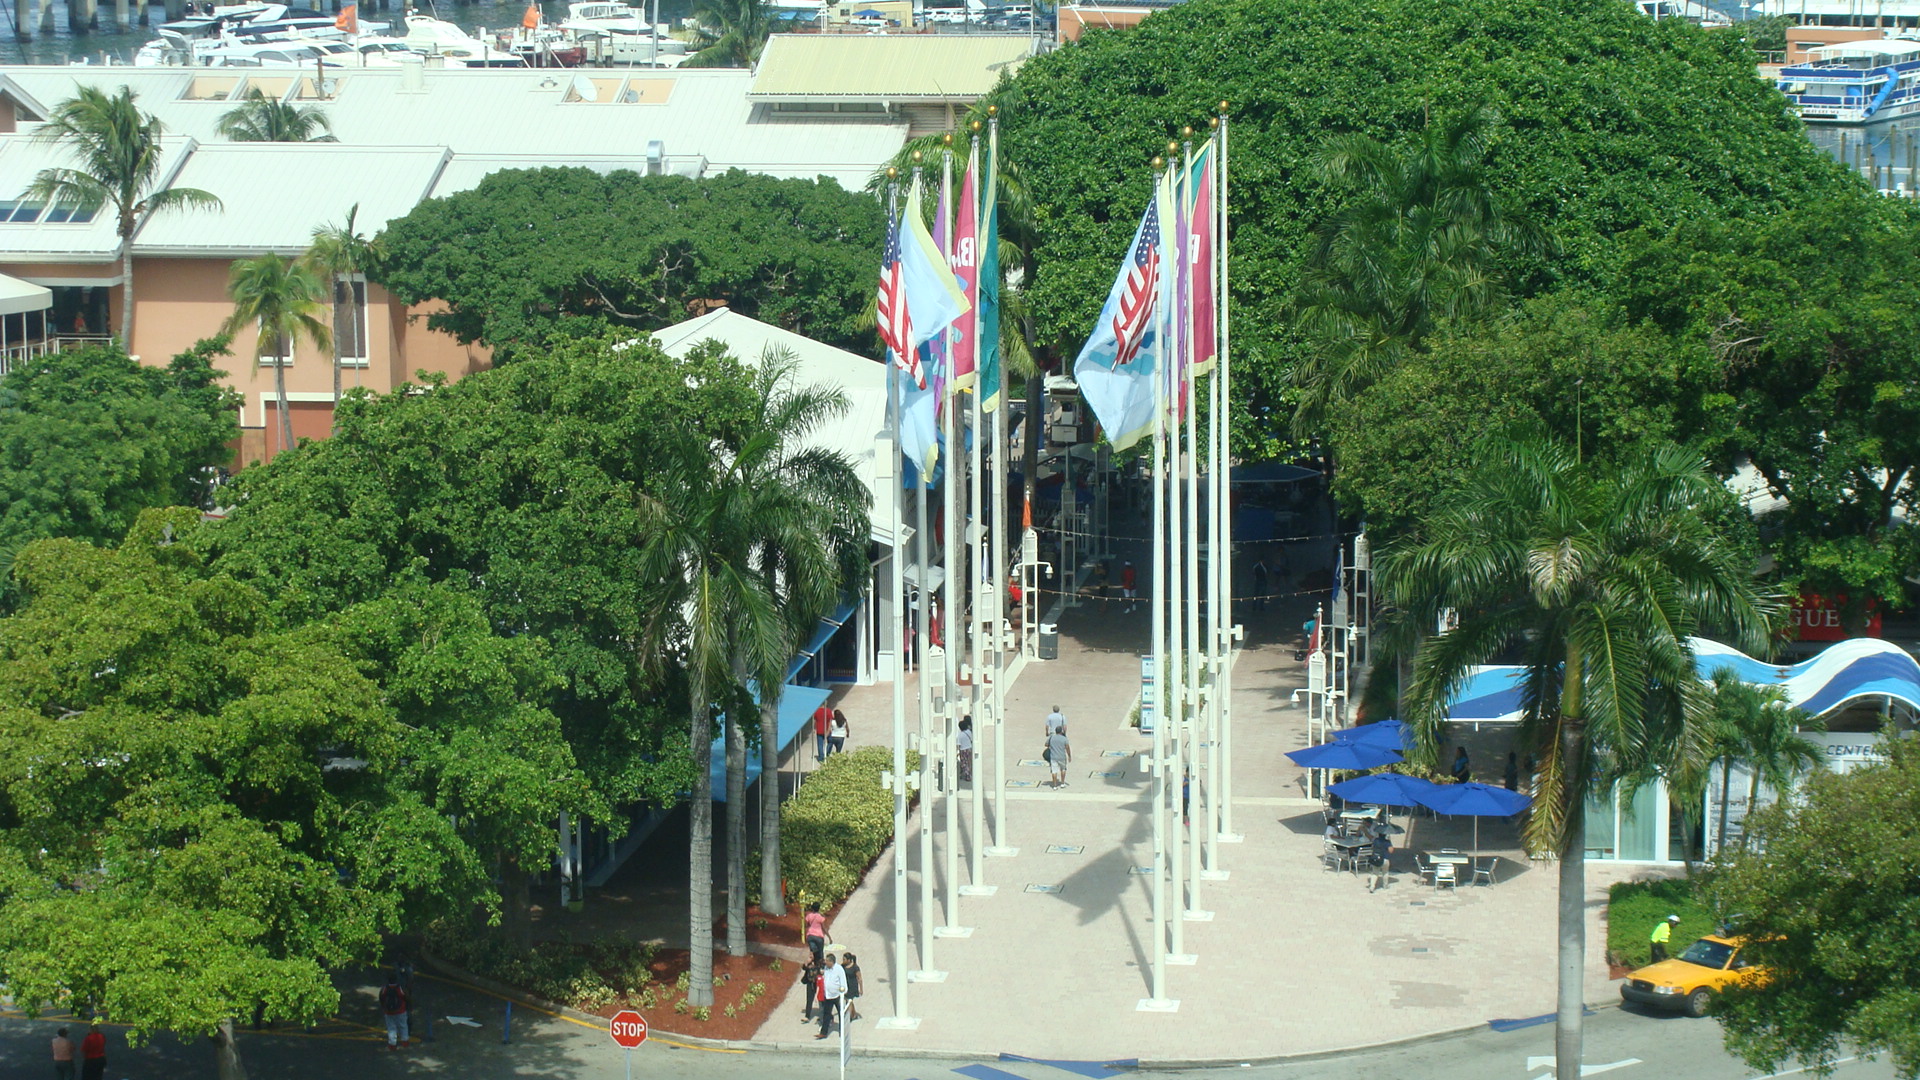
(1620, 935, 1768, 1017)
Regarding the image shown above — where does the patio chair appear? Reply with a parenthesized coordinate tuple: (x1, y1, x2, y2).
(1414, 853, 1437, 886)
(1433, 862, 1458, 891)
(1322, 842, 1347, 873)
(1472, 857, 1496, 887)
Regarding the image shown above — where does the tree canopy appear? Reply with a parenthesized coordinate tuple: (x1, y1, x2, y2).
(375, 167, 886, 358)
(0, 340, 238, 584)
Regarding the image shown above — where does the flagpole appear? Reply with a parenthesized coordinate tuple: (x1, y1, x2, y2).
(1215, 103, 1243, 846)
(880, 175, 918, 1031)
(1142, 155, 1173, 1013)
(1180, 132, 1211, 920)
(963, 125, 990, 895)
(984, 110, 1016, 863)
(936, 140, 971, 941)
(1204, 117, 1227, 877)
(907, 159, 944, 987)
(1162, 144, 1189, 965)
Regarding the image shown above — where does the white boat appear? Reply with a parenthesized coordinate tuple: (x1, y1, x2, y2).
(1634, 0, 1733, 26)
(134, 28, 404, 66)
(400, 13, 529, 67)
(557, 0, 687, 63)
(1778, 37, 1920, 122)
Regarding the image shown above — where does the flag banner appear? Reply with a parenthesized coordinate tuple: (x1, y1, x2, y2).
(336, 2, 358, 31)
(521, 2, 539, 28)
(1188, 142, 1217, 376)
(1072, 187, 1166, 452)
(950, 140, 982, 393)
(880, 178, 970, 390)
(932, 161, 952, 405)
(1171, 153, 1191, 412)
(979, 124, 1004, 412)
(899, 358, 942, 484)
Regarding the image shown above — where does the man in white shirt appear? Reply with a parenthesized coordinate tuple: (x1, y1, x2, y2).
(816, 953, 847, 1039)
(1045, 706, 1065, 737)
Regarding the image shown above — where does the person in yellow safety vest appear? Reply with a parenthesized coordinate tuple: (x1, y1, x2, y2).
(1650, 914, 1679, 962)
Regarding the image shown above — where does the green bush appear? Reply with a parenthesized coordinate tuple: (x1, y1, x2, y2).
(754, 744, 921, 908)
(1607, 876, 1716, 968)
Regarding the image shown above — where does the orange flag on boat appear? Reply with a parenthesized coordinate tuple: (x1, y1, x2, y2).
(334, 2, 356, 31)
(521, 2, 539, 27)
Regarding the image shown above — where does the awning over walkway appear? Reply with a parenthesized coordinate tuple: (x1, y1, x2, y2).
(710, 682, 833, 802)
(0, 273, 52, 318)
(786, 598, 859, 682)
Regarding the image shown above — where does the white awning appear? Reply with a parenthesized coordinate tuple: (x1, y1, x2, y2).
(0, 273, 53, 318)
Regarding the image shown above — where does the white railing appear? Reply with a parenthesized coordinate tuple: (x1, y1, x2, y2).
(0, 334, 116, 378)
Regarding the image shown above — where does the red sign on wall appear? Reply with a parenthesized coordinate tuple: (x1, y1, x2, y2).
(1790, 593, 1882, 642)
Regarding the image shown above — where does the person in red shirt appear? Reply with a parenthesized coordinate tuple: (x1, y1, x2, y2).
(79, 1020, 106, 1080)
(1120, 560, 1138, 613)
(812, 704, 832, 764)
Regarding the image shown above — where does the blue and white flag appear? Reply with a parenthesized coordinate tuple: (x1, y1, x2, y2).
(898, 348, 942, 485)
(1073, 177, 1172, 452)
(881, 177, 970, 390)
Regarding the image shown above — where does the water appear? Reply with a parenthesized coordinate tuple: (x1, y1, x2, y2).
(0, 0, 694, 65)
(1807, 116, 1920, 194)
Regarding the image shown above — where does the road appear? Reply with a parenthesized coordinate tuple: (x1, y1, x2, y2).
(0, 977, 1896, 1080)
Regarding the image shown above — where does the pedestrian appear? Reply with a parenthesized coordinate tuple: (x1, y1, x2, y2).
(1120, 560, 1138, 613)
(799, 958, 821, 1023)
(828, 709, 849, 756)
(816, 952, 846, 1040)
(1045, 705, 1065, 738)
(1450, 746, 1471, 783)
(804, 901, 829, 964)
(379, 972, 410, 1050)
(51, 1026, 75, 1080)
(956, 716, 974, 784)
(1503, 751, 1519, 792)
(841, 952, 863, 1022)
(1368, 827, 1393, 892)
(1250, 557, 1270, 611)
(1181, 769, 1191, 826)
(812, 703, 832, 763)
(1046, 724, 1071, 788)
(79, 1020, 105, 1080)
(1650, 914, 1679, 963)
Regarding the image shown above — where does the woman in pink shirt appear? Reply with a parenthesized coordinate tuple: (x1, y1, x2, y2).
(804, 901, 829, 964)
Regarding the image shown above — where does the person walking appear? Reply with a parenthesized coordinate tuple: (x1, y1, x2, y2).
(1045, 705, 1066, 738)
(1367, 826, 1393, 893)
(79, 1020, 105, 1080)
(1650, 914, 1679, 962)
(799, 958, 821, 1023)
(1450, 746, 1472, 783)
(827, 709, 849, 757)
(1503, 751, 1519, 792)
(812, 703, 832, 764)
(379, 972, 411, 1050)
(51, 1027, 75, 1080)
(956, 716, 974, 784)
(841, 952, 863, 1022)
(1250, 557, 1270, 612)
(1120, 560, 1138, 613)
(804, 901, 829, 964)
(1046, 724, 1071, 789)
(815, 952, 847, 1040)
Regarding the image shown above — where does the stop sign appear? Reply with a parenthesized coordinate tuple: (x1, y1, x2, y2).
(608, 1009, 648, 1049)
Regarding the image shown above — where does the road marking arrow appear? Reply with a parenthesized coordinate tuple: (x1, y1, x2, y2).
(1527, 1057, 1643, 1076)
(444, 1016, 482, 1028)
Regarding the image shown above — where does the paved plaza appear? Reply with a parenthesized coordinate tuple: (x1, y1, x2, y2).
(764, 585, 1634, 1061)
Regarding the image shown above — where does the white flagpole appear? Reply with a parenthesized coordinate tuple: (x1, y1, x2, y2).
(1163, 147, 1189, 964)
(965, 129, 990, 893)
(1216, 103, 1242, 845)
(909, 164, 943, 986)
(1142, 156, 1172, 1012)
(881, 177, 916, 1030)
(1204, 120, 1227, 876)
(1181, 134, 1210, 918)
(984, 113, 1015, 862)
(937, 142, 969, 940)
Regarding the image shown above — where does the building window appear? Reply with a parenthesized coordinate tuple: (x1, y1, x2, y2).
(259, 328, 292, 367)
(334, 277, 369, 367)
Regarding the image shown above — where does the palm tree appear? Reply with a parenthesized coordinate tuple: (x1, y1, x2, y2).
(26, 85, 222, 344)
(1700, 671, 1823, 852)
(1382, 435, 1778, 1080)
(302, 205, 382, 434)
(638, 359, 867, 1003)
(681, 0, 777, 68)
(1290, 104, 1545, 437)
(215, 88, 337, 143)
(222, 255, 332, 457)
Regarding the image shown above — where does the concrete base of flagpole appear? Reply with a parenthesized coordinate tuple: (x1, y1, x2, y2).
(933, 925, 974, 938)
(984, 846, 1019, 857)
(1165, 953, 1198, 966)
(877, 1016, 921, 1031)
(1182, 909, 1214, 922)
(958, 884, 998, 896)
(907, 969, 948, 983)
(1136, 998, 1180, 1013)
(1216, 833, 1245, 843)
(1200, 869, 1230, 881)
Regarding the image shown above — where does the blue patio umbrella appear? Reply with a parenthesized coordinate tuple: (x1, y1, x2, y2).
(1285, 740, 1404, 771)
(1326, 771, 1441, 809)
(1414, 781, 1532, 864)
(1332, 719, 1412, 752)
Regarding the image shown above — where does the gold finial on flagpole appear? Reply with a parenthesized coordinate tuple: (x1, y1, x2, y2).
(1209, 117, 1220, 130)
(912, 150, 923, 163)
(1182, 125, 1194, 137)
(1152, 156, 1165, 170)
(971, 119, 983, 132)
(888, 167, 899, 179)
(944, 133, 953, 146)
(987, 104, 998, 116)
(1218, 100, 1230, 114)
(1166, 140, 1179, 156)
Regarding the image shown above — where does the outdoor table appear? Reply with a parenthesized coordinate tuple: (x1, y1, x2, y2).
(1340, 809, 1382, 825)
(1330, 836, 1372, 874)
(1426, 853, 1470, 867)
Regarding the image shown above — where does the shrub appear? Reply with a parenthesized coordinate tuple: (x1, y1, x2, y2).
(693, 1006, 710, 1022)
(1608, 876, 1715, 968)
(754, 744, 921, 908)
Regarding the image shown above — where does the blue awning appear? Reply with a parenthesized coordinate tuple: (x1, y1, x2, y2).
(786, 599, 859, 682)
(710, 683, 832, 802)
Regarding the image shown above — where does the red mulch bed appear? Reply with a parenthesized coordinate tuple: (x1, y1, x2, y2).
(717, 902, 830, 950)
(577, 946, 796, 1042)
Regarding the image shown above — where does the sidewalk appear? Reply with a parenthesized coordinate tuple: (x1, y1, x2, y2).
(762, 575, 1630, 1060)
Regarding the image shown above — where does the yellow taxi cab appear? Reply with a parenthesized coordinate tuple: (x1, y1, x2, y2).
(1620, 934, 1766, 1017)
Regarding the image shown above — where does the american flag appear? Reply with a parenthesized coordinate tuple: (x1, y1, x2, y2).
(1111, 196, 1161, 366)
(875, 210, 922, 386)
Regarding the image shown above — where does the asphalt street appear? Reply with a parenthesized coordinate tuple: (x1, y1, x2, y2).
(1, 978, 1898, 1080)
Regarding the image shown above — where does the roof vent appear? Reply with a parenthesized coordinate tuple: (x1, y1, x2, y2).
(646, 140, 665, 176)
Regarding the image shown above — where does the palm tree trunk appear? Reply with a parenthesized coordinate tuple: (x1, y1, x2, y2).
(273, 354, 294, 456)
(688, 683, 716, 1008)
(1742, 767, 1762, 852)
(759, 689, 785, 917)
(1022, 370, 1042, 526)
(725, 688, 747, 957)
(1555, 643, 1587, 1080)
(331, 332, 343, 437)
(499, 850, 533, 948)
(213, 1017, 247, 1080)
(119, 243, 134, 345)
(1716, 757, 1732, 857)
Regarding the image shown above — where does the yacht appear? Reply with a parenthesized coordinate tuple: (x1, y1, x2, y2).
(134, 29, 404, 66)
(400, 13, 529, 67)
(557, 0, 687, 64)
(1778, 38, 1920, 122)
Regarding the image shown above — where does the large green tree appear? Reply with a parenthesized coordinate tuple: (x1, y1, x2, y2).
(1709, 737, 1920, 1078)
(27, 85, 222, 344)
(375, 168, 885, 358)
(0, 509, 586, 1080)
(987, 0, 1851, 449)
(0, 339, 238, 587)
(1383, 435, 1777, 1080)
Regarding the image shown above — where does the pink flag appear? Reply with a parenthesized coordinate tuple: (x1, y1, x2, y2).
(949, 140, 981, 391)
(1189, 148, 1217, 375)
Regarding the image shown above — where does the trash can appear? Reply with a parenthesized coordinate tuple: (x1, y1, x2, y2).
(1038, 622, 1059, 660)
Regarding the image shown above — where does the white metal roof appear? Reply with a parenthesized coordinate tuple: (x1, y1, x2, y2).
(134, 143, 450, 255)
(0, 271, 51, 316)
(1807, 38, 1920, 58)
(0, 134, 195, 262)
(427, 153, 675, 198)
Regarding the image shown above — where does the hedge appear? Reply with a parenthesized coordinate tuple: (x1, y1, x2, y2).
(1607, 876, 1715, 968)
(756, 744, 919, 909)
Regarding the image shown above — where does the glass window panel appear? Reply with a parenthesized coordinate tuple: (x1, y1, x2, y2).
(1618, 780, 1660, 861)
(1584, 788, 1617, 860)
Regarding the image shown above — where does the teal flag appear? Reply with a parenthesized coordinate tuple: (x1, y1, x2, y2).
(978, 127, 1003, 412)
